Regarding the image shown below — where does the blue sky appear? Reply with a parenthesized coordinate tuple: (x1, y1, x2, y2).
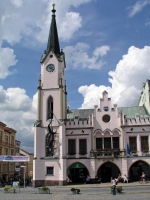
(0, 0, 150, 152)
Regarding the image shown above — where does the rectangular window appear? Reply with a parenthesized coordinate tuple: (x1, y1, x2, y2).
(11, 136, 14, 145)
(5, 148, 8, 155)
(0, 131, 2, 142)
(141, 136, 149, 152)
(16, 147, 19, 153)
(129, 137, 137, 152)
(104, 137, 111, 149)
(11, 149, 14, 155)
(5, 135, 8, 143)
(10, 163, 14, 171)
(68, 139, 76, 155)
(113, 137, 119, 149)
(47, 167, 54, 175)
(96, 138, 102, 150)
(79, 139, 87, 155)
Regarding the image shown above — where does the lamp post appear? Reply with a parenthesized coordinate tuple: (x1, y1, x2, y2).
(20, 166, 26, 188)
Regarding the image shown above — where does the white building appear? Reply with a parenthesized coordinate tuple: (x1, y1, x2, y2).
(33, 5, 150, 187)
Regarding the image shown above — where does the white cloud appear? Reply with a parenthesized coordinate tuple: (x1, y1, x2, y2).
(79, 46, 150, 108)
(59, 12, 82, 40)
(0, 46, 18, 79)
(64, 43, 110, 69)
(127, 0, 150, 17)
(11, 0, 23, 8)
(145, 21, 150, 26)
(0, 86, 37, 152)
(0, 0, 92, 46)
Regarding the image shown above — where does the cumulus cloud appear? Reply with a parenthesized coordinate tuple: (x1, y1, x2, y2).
(0, 46, 18, 79)
(145, 21, 150, 26)
(64, 43, 110, 69)
(0, 0, 92, 46)
(0, 86, 37, 152)
(127, 0, 150, 17)
(79, 46, 150, 108)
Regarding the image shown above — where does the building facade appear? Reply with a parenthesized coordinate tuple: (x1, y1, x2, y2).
(33, 5, 150, 187)
(0, 122, 16, 182)
(20, 148, 33, 181)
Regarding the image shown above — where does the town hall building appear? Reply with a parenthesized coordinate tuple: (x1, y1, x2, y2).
(33, 4, 150, 187)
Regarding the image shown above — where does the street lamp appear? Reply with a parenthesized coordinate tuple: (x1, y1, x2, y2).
(20, 166, 26, 188)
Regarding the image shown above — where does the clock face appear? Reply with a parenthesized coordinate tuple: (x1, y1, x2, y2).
(46, 64, 55, 72)
(102, 114, 110, 123)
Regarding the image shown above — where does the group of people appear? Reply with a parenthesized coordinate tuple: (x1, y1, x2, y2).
(111, 172, 146, 195)
(117, 174, 129, 183)
(111, 174, 129, 195)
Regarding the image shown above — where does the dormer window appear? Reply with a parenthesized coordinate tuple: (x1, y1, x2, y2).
(103, 106, 109, 111)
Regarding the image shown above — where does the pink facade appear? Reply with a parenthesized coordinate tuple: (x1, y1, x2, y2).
(33, 5, 150, 186)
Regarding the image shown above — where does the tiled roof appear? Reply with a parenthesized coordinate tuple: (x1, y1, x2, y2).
(67, 109, 94, 120)
(118, 106, 149, 118)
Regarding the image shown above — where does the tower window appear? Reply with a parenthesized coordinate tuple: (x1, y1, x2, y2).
(47, 96, 53, 119)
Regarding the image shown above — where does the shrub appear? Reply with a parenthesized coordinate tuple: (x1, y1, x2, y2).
(38, 186, 49, 191)
(110, 186, 123, 193)
(116, 186, 123, 193)
(71, 188, 76, 192)
(4, 186, 10, 191)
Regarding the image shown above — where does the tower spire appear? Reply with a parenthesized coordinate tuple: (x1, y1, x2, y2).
(46, 3, 60, 56)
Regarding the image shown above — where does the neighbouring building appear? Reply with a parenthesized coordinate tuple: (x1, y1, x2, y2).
(33, 4, 150, 187)
(20, 149, 33, 181)
(0, 122, 16, 182)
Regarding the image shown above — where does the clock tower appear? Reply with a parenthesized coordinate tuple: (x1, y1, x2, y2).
(37, 3, 67, 127)
(33, 4, 67, 186)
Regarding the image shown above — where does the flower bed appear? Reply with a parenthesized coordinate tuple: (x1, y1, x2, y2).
(4, 186, 15, 193)
(38, 186, 50, 194)
(71, 188, 80, 194)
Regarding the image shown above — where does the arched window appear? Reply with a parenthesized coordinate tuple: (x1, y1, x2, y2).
(47, 96, 53, 119)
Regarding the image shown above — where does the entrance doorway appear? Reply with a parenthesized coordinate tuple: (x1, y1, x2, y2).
(68, 163, 88, 183)
(129, 160, 150, 181)
(97, 162, 120, 183)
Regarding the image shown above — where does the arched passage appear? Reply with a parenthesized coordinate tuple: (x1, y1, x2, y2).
(67, 162, 89, 183)
(129, 160, 150, 181)
(97, 161, 120, 183)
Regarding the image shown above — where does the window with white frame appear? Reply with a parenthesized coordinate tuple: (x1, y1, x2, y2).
(79, 139, 87, 155)
(47, 167, 54, 175)
(141, 136, 149, 152)
(68, 139, 76, 155)
(104, 137, 111, 149)
(96, 138, 102, 150)
(113, 137, 119, 149)
(129, 137, 137, 152)
(47, 96, 53, 119)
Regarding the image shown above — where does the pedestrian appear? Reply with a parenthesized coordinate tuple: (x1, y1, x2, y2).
(25, 179, 27, 187)
(111, 177, 117, 195)
(84, 175, 90, 184)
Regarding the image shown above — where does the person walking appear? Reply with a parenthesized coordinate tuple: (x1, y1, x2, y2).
(111, 177, 117, 195)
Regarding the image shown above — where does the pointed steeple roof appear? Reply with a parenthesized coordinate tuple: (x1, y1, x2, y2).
(46, 4, 60, 56)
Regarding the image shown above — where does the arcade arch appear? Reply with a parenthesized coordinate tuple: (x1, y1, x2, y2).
(67, 162, 89, 183)
(97, 161, 121, 182)
(129, 160, 150, 181)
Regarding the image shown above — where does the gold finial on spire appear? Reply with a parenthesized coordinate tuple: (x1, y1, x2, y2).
(52, 3, 55, 8)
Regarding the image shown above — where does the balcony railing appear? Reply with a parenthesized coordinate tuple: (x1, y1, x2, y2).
(90, 149, 126, 158)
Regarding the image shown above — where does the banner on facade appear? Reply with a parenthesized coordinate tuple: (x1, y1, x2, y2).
(0, 156, 29, 162)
